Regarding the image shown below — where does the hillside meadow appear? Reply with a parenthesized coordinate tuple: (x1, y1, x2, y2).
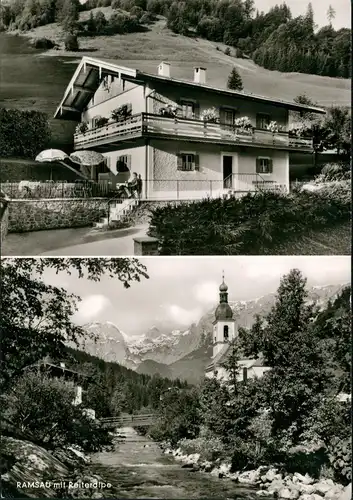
(13, 15, 351, 107)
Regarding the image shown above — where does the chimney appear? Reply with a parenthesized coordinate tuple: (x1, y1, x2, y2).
(194, 67, 206, 84)
(158, 61, 171, 78)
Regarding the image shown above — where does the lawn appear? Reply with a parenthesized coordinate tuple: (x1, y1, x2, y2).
(270, 222, 351, 255)
(18, 16, 350, 107)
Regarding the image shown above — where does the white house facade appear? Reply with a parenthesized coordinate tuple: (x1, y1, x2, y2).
(54, 57, 326, 201)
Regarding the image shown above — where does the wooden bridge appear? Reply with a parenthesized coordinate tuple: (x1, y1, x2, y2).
(99, 413, 157, 429)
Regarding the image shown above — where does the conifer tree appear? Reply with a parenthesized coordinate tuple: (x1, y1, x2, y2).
(227, 67, 243, 91)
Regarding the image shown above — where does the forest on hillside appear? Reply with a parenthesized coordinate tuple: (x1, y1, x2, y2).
(0, 0, 350, 79)
(65, 347, 189, 418)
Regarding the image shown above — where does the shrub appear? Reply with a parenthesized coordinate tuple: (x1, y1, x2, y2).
(0, 107, 51, 158)
(316, 163, 351, 182)
(179, 435, 225, 462)
(32, 38, 55, 49)
(224, 46, 231, 55)
(148, 189, 351, 255)
(64, 34, 79, 51)
(327, 437, 352, 484)
(3, 372, 113, 452)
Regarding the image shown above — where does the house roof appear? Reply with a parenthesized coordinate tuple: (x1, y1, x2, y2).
(54, 56, 327, 121)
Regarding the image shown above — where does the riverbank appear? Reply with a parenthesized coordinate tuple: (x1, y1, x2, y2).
(159, 442, 351, 500)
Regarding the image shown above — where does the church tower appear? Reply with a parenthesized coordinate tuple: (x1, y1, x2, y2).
(212, 274, 236, 358)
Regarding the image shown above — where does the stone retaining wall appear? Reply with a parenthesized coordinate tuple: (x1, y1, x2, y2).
(1, 203, 9, 244)
(8, 198, 108, 233)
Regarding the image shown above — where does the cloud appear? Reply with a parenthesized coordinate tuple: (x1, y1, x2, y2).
(193, 281, 219, 304)
(163, 304, 202, 326)
(74, 294, 111, 323)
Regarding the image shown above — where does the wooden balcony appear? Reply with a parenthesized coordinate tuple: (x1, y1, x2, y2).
(74, 113, 314, 151)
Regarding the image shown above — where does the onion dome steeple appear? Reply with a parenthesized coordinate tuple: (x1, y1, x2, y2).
(215, 272, 233, 321)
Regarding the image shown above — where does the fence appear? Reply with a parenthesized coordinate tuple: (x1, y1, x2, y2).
(1, 181, 114, 199)
(142, 174, 288, 200)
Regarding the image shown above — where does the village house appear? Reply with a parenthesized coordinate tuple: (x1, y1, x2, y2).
(205, 277, 271, 383)
(27, 357, 95, 418)
(54, 57, 326, 201)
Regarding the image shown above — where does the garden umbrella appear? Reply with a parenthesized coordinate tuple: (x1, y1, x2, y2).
(35, 149, 68, 162)
(70, 150, 105, 167)
(35, 149, 69, 180)
(70, 150, 105, 180)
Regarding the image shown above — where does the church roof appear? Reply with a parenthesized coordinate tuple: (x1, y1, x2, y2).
(206, 344, 268, 373)
(215, 302, 234, 321)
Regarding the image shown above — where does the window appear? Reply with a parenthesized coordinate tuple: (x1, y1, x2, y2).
(214, 336, 217, 342)
(177, 153, 200, 171)
(256, 157, 273, 174)
(256, 113, 271, 129)
(181, 101, 194, 119)
(224, 109, 236, 126)
(116, 155, 131, 173)
(243, 367, 248, 383)
(224, 325, 229, 340)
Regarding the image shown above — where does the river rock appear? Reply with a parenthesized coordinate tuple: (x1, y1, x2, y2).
(299, 484, 316, 495)
(268, 480, 286, 494)
(278, 487, 300, 499)
(201, 461, 213, 472)
(256, 490, 274, 497)
(324, 487, 345, 500)
(298, 495, 324, 500)
(313, 482, 335, 495)
(337, 483, 351, 500)
(238, 469, 259, 484)
(294, 473, 315, 485)
(265, 469, 280, 482)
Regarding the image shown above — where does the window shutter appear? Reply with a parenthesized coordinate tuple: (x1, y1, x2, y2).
(194, 102, 200, 119)
(177, 154, 183, 170)
(126, 154, 132, 172)
(268, 158, 273, 173)
(256, 158, 261, 173)
(194, 154, 200, 171)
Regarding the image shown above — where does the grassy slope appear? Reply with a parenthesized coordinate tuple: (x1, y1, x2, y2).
(22, 15, 350, 107)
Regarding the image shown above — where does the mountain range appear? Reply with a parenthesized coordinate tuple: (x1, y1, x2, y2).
(78, 284, 348, 384)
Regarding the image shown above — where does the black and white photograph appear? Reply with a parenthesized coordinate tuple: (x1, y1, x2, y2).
(0, 0, 351, 498)
(0, 0, 351, 256)
(0, 256, 351, 499)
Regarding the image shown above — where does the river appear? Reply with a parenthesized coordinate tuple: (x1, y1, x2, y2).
(88, 427, 257, 499)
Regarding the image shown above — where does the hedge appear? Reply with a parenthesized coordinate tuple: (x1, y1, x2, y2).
(0, 108, 51, 158)
(147, 184, 351, 255)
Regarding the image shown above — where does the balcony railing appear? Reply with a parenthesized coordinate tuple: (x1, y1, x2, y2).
(74, 113, 314, 149)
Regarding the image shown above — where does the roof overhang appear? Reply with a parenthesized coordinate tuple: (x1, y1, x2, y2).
(54, 57, 138, 121)
(136, 71, 327, 115)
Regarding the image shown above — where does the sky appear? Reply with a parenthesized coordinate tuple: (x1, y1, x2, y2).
(41, 256, 351, 337)
(256, 0, 350, 29)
